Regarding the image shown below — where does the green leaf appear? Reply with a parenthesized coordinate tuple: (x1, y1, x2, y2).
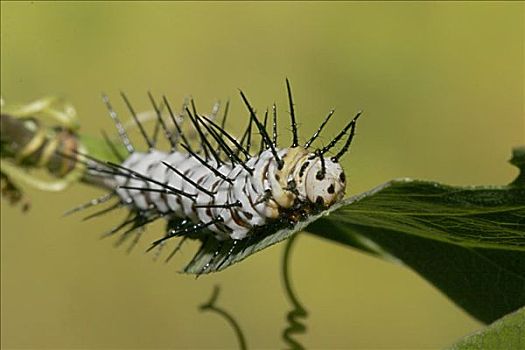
(184, 147, 525, 325)
(448, 306, 525, 350)
(308, 179, 525, 324)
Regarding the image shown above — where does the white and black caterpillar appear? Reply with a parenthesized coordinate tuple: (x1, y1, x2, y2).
(70, 80, 361, 273)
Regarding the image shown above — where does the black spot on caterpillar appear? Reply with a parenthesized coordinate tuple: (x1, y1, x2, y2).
(69, 80, 362, 275)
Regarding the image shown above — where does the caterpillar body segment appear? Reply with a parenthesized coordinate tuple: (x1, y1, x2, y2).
(113, 146, 346, 241)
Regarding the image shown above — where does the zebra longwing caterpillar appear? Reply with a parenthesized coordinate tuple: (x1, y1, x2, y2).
(70, 80, 362, 274)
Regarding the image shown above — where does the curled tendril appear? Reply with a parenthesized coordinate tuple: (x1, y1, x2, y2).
(282, 233, 308, 350)
(200, 285, 248, 350)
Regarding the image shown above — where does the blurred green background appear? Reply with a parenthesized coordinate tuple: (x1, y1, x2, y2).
(1, 1, 523, 349)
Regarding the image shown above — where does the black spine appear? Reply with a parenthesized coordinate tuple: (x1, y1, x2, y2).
(285, 79, 299, 147)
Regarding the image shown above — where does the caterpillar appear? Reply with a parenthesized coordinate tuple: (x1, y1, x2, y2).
(68, 80, 362, 274)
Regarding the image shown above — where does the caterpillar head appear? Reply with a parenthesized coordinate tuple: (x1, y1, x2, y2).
(295, 156, 346, 207)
